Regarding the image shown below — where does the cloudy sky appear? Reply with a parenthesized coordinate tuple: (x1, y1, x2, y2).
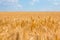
(0, 0, 60, 11)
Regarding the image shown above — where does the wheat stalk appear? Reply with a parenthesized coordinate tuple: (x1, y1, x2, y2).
(0, 16, 60, 40)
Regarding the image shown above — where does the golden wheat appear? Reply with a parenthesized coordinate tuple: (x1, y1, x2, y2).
(0, 14, 60, 40)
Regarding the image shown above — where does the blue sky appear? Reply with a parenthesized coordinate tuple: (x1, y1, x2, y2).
(0, 0, 60, 11)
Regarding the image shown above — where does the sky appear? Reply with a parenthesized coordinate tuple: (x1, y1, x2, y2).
(0, 0, 60, 11)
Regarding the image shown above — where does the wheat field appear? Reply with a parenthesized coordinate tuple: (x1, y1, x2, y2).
(0, 12, 60, 40)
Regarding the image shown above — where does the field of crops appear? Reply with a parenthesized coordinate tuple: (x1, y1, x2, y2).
(0, 12, 60, 40)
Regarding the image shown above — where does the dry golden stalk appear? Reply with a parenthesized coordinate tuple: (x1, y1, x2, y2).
(0, 13, 60, 40)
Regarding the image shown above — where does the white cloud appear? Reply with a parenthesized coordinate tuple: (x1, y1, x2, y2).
(53, 2, 59, 5)
(48, 0, 58, 1)
(48, 0, 60, 6)
(2, 0, 18, 2)
(1, 0, 18, 5)
(0, 0, 23, 8)
(32, 0, 39, 2)
(30, 0, 39, 5)
(16, 4, 23, 8)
